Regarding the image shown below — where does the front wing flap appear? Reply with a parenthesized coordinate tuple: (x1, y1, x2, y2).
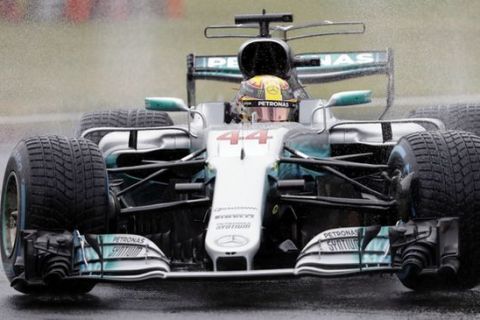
(295, 226, 392, 276)
(73, 233, 170, 278)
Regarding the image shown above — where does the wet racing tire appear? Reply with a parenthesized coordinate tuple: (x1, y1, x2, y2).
(388, 130, 480, 290)
(0, 136, 109, 294)
(76, 109, 174, 145)
(408, 104, 480, 136)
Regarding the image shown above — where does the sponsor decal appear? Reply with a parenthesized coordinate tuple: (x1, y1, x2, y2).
(242, 100, 296, 108)
(215, 235, 249, 248)
(213, 206, 257, 212)
(325, 238, 359, 252)
(206, 57, 239, 69)
(322, 228, 358, 239)
(216, 222, 251, 230)
(319, 53, 375, 66)
(108, 245, 143, 258)
(202, 53, 378, 70)
(200, 52, 376, 69)
(112, 236, 146, 244)
(214, 214, 255, 220)
(258, 101, 290, 108)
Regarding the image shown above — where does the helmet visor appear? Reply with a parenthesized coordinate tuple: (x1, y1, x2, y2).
(241, 100, 297, 122)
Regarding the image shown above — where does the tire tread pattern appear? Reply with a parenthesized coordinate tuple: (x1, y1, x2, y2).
(77, 109, 173, 144)
(408, 104, 480, 136)
(399, 130, 480, 288)
(25, 136, 108, 233)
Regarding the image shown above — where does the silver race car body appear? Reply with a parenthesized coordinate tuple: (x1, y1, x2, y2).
(2, 13, 469, 293)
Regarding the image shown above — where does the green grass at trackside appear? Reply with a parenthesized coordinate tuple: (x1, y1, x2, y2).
(1, 0, 480, 117)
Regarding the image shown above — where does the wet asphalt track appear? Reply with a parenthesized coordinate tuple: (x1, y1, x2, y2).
(0, 116, 480, 319)
(1, 274, 480, 320)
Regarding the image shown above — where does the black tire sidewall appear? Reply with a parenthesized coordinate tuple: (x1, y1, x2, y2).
(1, 137, 108, 294)
(0, 141, 31, 282)
(388, 131, 480, 289)
(388, 138, 420, 220)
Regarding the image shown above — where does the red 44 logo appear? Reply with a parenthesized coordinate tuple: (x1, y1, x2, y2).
(216, 130, 272, 145)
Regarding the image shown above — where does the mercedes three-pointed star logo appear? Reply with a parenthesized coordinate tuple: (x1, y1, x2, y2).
(215, 235, 249, 248)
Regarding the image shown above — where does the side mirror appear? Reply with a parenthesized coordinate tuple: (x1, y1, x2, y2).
(145, 97, 189, 112)
(326, 90, 372, 107)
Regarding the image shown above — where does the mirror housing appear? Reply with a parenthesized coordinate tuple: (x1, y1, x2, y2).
(145, 97, 189, 112)
(327, 90, 372, 107)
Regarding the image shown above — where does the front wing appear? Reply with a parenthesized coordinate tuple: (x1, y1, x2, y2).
(14, 219, 458, 285)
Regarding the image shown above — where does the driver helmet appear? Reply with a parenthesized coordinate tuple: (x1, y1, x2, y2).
(234, 75, 298, 122)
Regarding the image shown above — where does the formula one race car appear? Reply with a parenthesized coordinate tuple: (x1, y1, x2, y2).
(2, 12, 480, 294)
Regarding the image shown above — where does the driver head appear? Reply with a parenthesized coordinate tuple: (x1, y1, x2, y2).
(234, 75, 298, 123)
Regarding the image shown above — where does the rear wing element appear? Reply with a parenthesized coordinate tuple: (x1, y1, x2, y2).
(186, 49, 394, 116)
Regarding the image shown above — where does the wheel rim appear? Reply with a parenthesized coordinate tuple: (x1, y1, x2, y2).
(2, 172, 19, 258)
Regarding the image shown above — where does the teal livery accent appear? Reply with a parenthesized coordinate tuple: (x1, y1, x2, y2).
(74, 234, 170, 275)
(296, 226, 392, 272)
(359, 226, 391, 264)
(145, 97, 189, 112)
(275, 141, 331, 179)
(105, 153, 118, 168)
(331, 90, 372, 107)
(287, 142, 331, 159)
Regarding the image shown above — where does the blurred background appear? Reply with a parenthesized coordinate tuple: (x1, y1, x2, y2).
(2, 1, 480, 310)
(1, 0, 480, 122)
